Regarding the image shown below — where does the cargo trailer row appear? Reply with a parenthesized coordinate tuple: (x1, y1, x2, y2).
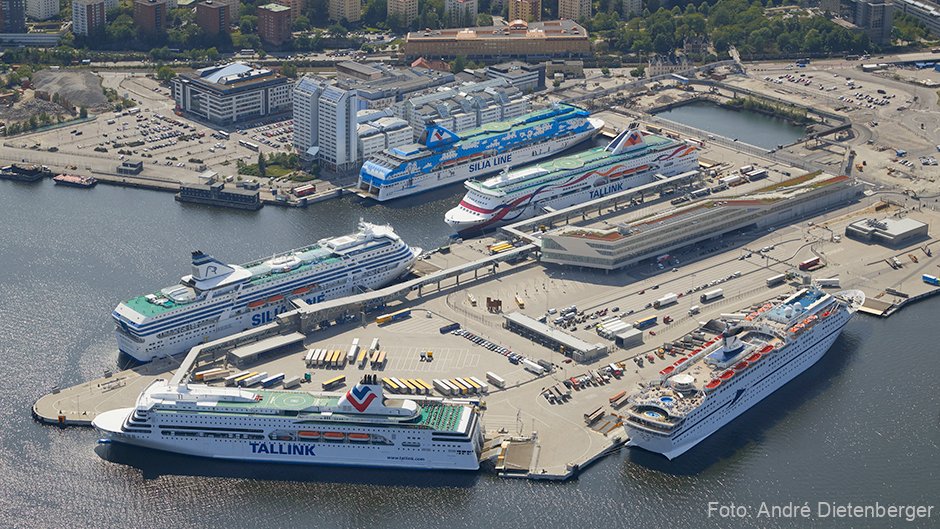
(597, 318, 632, 339)
(382, 377, 432, 395)
(305, 348, 347, 368)
(194, 367, 229, 382)
(432, 377, 488, 396)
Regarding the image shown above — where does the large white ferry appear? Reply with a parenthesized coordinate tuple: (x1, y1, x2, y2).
(444, 127, 699, 235)
(624, 287, 864, 460)
(94, 375, 483, 470)
(358, 104, 602, 201)
(112, 222, 421, 363)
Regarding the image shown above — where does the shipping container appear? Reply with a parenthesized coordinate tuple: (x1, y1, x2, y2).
(609, 390, 626, 403)
(369, 350, 380, 365)
(653, 293, 678, 309)
(375, 350, 386, 366)
(746, 168, 768, 181)
(799, 257, 821, 270)
(292, 184, 317, 197)
(522, 359, 546, 375)
(433, 379, 453, 395)
(400, 379, 418, 394)
(383, 377, 401, 392)
(766, 273, 787, 287)
(461, 377, 482, 393)
(469, 376, 489, 394)
(719, 174, 745, 187)
(700, 288, 724, 303)
(194, 367, 227, 381)
(368, 338, 379, 353)
(260, 373, 285, 388)
(450, 378, 469, 395)
(322, 375, 346, 390)
(234, 372, 258, 386)
(224, 371, 251, 386)
(282, 376, 302, 389)
(923, 274, 940, 286)
(242, 372, 268, 387)
(486, 371, 506, 388)
(634, 315, 658, 329)
(536, 358, 553, 371)
(304, 349, 315, 367)
(347, 343, 359, 363)
(356, 349, 368, 367)
(414, 379, 434, 394)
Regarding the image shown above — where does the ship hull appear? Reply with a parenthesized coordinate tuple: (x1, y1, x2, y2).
(446, 156, 700, 236)
(626, 309, 852, 460)
(365, 126, 600, 202)
(115, 249, 419, 363)
(94, 408, 481, 471)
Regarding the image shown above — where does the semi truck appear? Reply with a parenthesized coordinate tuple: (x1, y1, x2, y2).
(799, 257, 821, 271)
(700, 288, 724, 303)
(766, 273, 787, 287)
(816, 277, 841, 288)
(486, 371, 506, 388)
(634, 315, 658, 330)
(653, 293, 678, 309)
(923, 274, 940, 286)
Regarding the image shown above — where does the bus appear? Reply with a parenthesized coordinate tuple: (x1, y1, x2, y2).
(292, 184, 317, 197)
(239, 139, 259, 151)
(322, 375, 346, 390)
(515, 295, 525, 309)
(217, 130, 230, 140)
(376, 309, 411, 325)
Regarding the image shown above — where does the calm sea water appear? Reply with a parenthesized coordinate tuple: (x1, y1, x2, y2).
(654, 100, 806, 150)
(0, 180, 937, 529)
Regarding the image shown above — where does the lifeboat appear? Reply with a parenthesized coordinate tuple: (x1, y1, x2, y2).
(719, 370, 735, 380)
(734, 361, 749, 371)
(323, 432, 345, 441)
(247, 299, 266, 308)
(676, 357, 688, 364)
(292, 286, 312, 295)
(268, 294, 285, 303)
(760, 344, 774, 354)
(746, 353, 762, 363)
(298, 431, 320, 439)
(660, 366, 675, 376)
(348, 433, 370, 442)
(704, 379, 721, 391)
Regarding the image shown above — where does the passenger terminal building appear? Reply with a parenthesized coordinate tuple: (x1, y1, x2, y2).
(172, 63, 294, 126)
(539, 173, 860, 271)
(403, 19, 591, 61)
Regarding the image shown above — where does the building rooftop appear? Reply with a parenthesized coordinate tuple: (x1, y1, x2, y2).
(406, 19, 587, 41)
(259, 2, 290, 11)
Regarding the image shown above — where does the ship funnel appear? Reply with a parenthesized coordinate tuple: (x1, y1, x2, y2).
(605, 128, 646, 155)
(191, 250, 235, 281)
(422, 124, 460, 149)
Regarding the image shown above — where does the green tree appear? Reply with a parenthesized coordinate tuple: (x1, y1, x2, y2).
(293, 15, 310, 31)
(450, 55, 467, 73)
(281, 62, 298, 78)
(156, 65, 175, 81)
(79, 106, 88, 118)
(328, 23, 348, 39)
(240, 15, 258, 34)
(257, 152, 266, 178)
(477, 13, 493, 26)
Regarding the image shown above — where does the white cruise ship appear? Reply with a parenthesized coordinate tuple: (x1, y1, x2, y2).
(625, 287, 864, 460)
(112, 222, 421, 363)
(93, 375, 483, 470)
(444, 127, 699, 235)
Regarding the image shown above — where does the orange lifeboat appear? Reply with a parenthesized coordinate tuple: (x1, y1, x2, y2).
(747, 353, 762, 363)
(348, 433, 370, 442)
(323, 432, 345, 441)
(676, 357, 688, 364)
(720, 370, 735, 380)
(760, 344, 774, 354)
(268, 294, 285, 303)
(247, 299, 266, 308)
(704, 379, 721, 391)
(293, 286, 312, 295)
(298, 431, 320, 439)
(660, 366, 675, 376)
(734, 361, 749, 371)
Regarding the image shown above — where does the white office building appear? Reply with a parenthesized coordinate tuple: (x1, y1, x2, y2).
(316, 85, 359, 172)
(357, 117, 413, 160)
(27, 0, 58, 20)
(171, 63, 293, 126)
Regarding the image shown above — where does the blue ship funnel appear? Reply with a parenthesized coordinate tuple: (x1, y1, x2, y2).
(422, 125, 460, 149)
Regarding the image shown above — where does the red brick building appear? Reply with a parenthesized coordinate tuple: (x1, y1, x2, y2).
(257, 3, 291, 46)
(196, 0, 230, 35)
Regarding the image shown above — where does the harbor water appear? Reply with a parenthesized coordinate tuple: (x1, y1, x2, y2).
(654, 100, 806, 150)
(1, 180, 937, 528)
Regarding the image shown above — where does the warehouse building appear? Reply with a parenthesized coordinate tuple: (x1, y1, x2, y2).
(503, 311, 608, 362)
(845, 217, 928, 247)
(403, 19, 591, 61)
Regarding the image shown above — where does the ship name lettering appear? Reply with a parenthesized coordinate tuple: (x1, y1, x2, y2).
(589, 182, 624, 200)
(250, 442, 316, 457)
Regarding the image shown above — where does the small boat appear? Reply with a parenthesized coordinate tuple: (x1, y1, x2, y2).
(719, 370, 735, 380)
(704, 379, 721, 391)
(323, 432, 345, 441)
(268, 294, 285, 303)
(292, 286, 312, 295)
(660, 366, 675, 376)
(348, 433, 370, 442)
(734, 361, 750, 371)
(759, 344, 775, 354)
(297, 431, 320, 439)
(747, 353, 763, 363)
(247, 299, 266, 308)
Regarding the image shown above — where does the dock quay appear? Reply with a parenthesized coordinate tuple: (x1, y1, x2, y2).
(33, 190, 940, 478)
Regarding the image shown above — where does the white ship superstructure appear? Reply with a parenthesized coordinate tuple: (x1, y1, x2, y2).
(625, 288, 864, 460)
(112, 222, 421, 363)
(444, 127, 699, 235)
(93, 375, 483, 470)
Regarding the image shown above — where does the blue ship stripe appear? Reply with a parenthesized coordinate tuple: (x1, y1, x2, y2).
(118, 248, 414, 337)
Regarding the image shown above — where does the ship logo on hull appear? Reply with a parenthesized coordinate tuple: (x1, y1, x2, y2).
(346, 385, 378, 412)
(469, 154, 512, 173)
(250, 442, 316, 456)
